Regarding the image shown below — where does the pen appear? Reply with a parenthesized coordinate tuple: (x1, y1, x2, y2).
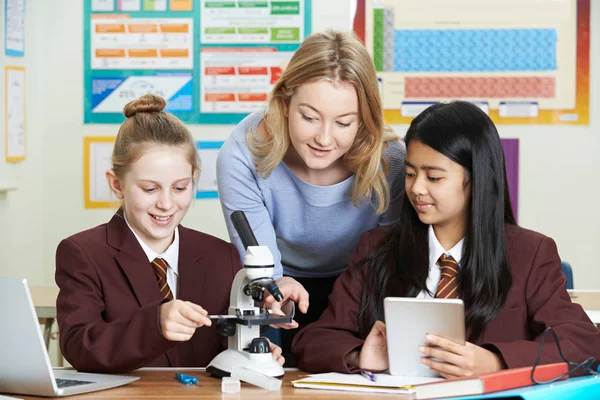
(175, 372, 198, 385)
(360, 370, 377, 382)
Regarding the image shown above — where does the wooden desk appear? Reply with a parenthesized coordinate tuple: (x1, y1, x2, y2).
(19, 369, 402, 399)
(29, 285, 59, 350)
(568, 289, 600, 324)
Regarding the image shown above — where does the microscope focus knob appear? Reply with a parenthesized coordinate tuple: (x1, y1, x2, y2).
(249, 337, 270, 354)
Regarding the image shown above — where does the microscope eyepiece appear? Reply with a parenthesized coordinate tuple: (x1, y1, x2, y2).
(231, 211, 259, 249)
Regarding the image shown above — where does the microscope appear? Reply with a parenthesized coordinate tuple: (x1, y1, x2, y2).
(207, 211, 293, 378)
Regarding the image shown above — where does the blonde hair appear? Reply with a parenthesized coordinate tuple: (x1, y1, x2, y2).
(112, 94, 200, 184)
(251, 30, 397, 214)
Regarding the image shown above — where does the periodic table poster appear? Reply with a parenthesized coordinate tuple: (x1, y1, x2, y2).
(354, 0, 590, 125)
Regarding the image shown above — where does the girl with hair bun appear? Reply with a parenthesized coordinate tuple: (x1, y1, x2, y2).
(55, 94, 284, 373)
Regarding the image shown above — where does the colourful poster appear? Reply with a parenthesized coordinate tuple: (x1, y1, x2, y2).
(200, 0, 304, 44)
(91, 73, 193, 113)
(92, 0, 115, 11)
(195, 141, 224, 199)
(354, 0, 590, 125)
(5, 66, 26, 162)
(5, 0, 26, 56)
(83, 136, 119, 209)
(83, 137, 223, 208)
(117, 0, 140, 11)
(143, 0, 167, 11)
(200, 48, 292, 114)
(501, 139, 519, 221)
(91, 17, 193, 69)
(84, 0, 312, 124)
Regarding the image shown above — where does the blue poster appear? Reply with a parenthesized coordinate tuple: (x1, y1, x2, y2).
(5, 0, 26, 57)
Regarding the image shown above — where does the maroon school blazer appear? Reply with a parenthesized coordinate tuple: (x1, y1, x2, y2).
(293, 224, 600, 373)
(55, 211, 241, 373)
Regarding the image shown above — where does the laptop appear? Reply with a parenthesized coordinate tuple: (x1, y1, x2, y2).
(384, 297, 465, 377)
(0, 278, 139, 397)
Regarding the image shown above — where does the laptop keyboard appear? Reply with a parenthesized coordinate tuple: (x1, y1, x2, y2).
(55, 378, 95, 388)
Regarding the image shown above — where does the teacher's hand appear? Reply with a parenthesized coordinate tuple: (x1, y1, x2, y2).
(263, 277, 309, 329)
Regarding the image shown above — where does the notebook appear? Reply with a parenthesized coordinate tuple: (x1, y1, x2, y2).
(292, 372, 441, 394)
(0, 278, 139, 397)
(411, 362, 568, 399)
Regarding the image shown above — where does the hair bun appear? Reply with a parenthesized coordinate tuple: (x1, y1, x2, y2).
(123, 94, 166, 118)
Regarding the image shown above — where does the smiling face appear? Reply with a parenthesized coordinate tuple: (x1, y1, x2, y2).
(285, 79, 361, 181)
(405, 140, 471, 234)
(106, 144, 194, 253)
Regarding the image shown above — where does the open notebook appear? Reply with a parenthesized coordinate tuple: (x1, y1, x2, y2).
(292, 372, 441, 394)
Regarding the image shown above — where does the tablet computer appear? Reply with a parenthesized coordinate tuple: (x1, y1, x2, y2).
(384, 297, 465, 377)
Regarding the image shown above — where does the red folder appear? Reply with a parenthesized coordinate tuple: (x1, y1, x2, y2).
(413, 362, 569, 399)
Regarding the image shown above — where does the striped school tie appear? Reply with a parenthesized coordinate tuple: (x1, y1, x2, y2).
(152, 258, 174, 303)
(435, 254, 460, 299)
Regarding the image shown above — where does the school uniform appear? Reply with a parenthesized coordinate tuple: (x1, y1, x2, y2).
(55, 210, 241, 373)
(292, 224, 600, 373)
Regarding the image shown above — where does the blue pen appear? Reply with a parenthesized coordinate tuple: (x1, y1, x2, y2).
(175, 372, 198, 385)
(360, 370, 377, 382)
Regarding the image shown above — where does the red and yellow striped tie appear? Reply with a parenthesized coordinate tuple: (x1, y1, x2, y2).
(152, 258, 173, 303)
(435, 254, 460, 299)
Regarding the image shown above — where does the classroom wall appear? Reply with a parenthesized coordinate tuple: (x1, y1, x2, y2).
(0, 1, 46, 281)
(0, 0, 598, 290)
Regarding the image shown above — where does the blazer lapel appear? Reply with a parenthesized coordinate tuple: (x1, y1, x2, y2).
(107, 210, 179, 367)
(177, 225, 208, 303)
(108, 210, 162, 308)
(177, 226, 208, 365)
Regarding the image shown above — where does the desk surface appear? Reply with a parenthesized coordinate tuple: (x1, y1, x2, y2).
(568, 290, 600, 324)
(568, 290, 600, 310)
(19, 369, 403, 399)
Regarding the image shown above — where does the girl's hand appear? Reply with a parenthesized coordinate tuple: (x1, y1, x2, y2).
(419, 334, 505, 378)
(345, 321, 389, 371)
(159, 300, 212, 341)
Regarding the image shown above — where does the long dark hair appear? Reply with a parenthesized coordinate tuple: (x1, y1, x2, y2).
(357, 101, 516, 341)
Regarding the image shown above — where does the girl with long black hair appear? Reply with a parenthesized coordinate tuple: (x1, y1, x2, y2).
(293, 101, 600, 377)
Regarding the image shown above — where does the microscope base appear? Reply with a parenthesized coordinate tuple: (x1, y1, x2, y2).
(207, 349, 284, 378)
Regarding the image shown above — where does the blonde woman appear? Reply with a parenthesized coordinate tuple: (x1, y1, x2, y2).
(216, 30, 405, 361)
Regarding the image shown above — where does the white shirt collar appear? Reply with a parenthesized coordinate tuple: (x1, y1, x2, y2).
(124, 213, 179, 276)
(428, 225, 464, 267)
